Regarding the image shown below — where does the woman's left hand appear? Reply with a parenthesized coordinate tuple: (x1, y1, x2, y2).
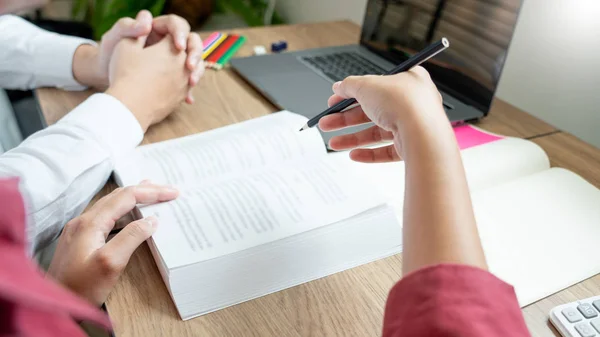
(47, 182, 178, 305)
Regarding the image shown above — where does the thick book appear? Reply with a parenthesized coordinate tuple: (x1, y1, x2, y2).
(114, 112, 401, 320)
(115, 111, 600, 320)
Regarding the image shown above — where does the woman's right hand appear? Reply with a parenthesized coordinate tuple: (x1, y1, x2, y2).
(318, 67, 450, 163)
(322, 68, 487, 274)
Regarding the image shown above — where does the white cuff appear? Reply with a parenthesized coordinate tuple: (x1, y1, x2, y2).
(59, 94, 144, 161)
(32, 33, 96, 91)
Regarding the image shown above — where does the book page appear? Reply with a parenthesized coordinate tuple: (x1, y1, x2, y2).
(472, 168, 600, 307)
(328, 137, 551, 220)
(462, 137, 550, 191)
(140, 155, 387, 268)
(115, 111, 326, 187)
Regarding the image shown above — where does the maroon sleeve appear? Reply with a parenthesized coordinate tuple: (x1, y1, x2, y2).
(382, 264, 531, 337)
(0, 178, 111, 337)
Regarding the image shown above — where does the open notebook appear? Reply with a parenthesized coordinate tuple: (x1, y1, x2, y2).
(345, 127, 600, 307)
(115, 111, 600, 320)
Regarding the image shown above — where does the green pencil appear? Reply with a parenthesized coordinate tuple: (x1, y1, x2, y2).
(214, 36, 247, 70)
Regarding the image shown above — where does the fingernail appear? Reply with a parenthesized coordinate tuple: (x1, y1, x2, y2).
(165, 186, 179, 194)
(333, 81, 341, 90)
(178, 34, 187, 49)
(134, 21, 145, 29)
(145, 216, 158, 230)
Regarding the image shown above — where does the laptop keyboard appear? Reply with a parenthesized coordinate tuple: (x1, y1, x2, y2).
(299, 52, 386, 82)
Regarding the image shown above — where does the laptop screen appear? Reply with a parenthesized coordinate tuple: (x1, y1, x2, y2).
(360, 0, 522, 113)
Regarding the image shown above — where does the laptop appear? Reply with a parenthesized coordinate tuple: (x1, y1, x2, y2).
(231, 0, 522, 146)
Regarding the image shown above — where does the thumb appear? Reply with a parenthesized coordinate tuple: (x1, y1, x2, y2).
(101, 216, 158, 268)
(333, 75, 377, 101)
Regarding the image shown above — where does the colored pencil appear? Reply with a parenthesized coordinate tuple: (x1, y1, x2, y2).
(202, 33, 227, 60)
(202, 33, 221, 55)
(212, 36, 247, 70)
(202, 32, 220, 49)
(206, 35, 239, 65)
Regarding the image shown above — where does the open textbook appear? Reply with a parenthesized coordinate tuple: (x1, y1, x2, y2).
(115, 111, 600, 320)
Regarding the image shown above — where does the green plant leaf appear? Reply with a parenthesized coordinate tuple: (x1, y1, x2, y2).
(71, 0, 88, 18)
(149, 0, 166, 15)
(91, 0, 167, 39)
(83, 0, 283, 39)
(271, 11, 284, 25)
(214, 1, 227, 13)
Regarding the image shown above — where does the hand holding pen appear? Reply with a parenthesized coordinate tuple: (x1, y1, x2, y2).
(318, 66, 449, 162)
(299, 38, 449, 131)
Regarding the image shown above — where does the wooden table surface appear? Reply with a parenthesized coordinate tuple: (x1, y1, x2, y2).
(36, 21, 600, 337)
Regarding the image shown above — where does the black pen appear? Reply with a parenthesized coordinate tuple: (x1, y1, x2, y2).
(299, 37, 450, 131)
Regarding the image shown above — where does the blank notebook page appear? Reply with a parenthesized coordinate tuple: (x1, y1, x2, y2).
(473, 168, 600, 306)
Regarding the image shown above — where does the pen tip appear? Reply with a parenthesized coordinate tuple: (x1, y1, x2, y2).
(299, 124, 309, 132)
(298, 128, 303, 132)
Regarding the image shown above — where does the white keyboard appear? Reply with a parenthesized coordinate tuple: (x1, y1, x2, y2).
(550, 296, 600, 337)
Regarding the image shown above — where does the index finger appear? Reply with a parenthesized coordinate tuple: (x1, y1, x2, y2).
(152, 14, 191, 50)
(327, 93, 345, 107)
(90, 184, 179, 224)
(318, 106, 371, 131)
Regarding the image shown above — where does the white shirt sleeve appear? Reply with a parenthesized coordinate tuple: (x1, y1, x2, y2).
(0, 94, 143, 251)
(0, 15, 93, 90)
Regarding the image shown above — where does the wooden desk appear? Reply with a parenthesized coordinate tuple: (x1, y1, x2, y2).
(35, 21, 600, 337)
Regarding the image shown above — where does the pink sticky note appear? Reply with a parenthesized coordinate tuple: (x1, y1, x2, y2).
(454, 125, 503, 150)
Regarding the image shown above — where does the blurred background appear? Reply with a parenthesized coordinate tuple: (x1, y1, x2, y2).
(1, 0, 288, 147)
(4, 0, 600, 150)
(14, 0, 285, 38)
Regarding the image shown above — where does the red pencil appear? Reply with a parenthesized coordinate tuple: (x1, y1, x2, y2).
(206, 35, 239, 66)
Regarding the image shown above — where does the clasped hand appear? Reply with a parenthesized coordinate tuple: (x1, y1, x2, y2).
(73, 10, 205, 131)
